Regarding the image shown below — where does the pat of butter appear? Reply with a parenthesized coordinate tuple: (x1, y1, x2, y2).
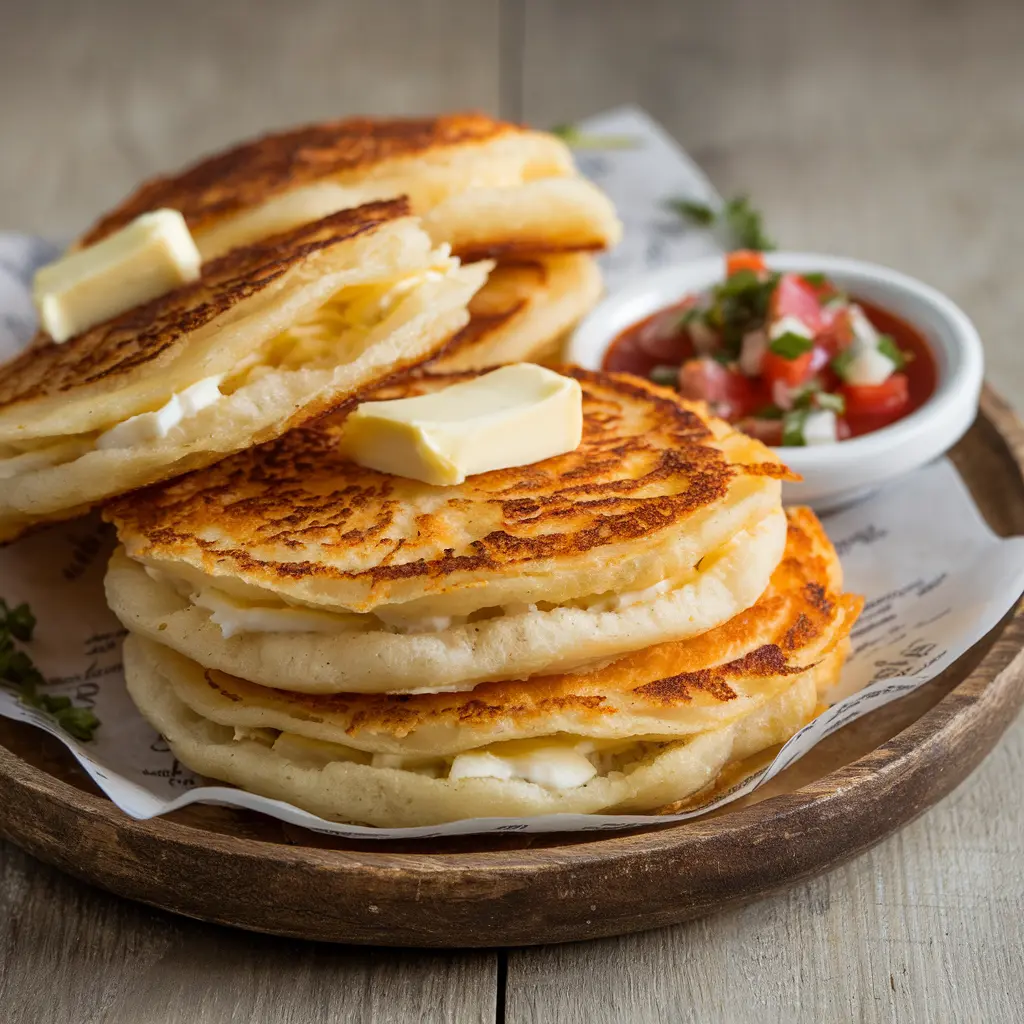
(342, 364, 583, 486)
(33, 209, 201, 342)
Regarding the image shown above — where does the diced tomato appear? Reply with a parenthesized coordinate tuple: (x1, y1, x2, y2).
(817, 305, 854, 355)
(770, 273, 824, 334)
(762, 349, 815, 388)
(677, 358, 761, 421)
(841, 374, 910, 417)
(726, 250, 767, 277)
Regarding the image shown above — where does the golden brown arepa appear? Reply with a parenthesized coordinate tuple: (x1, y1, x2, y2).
(76, 114, 618, 368)
(78, 113, 621, 265)
(0, 201, 488, 542)
(105, 369, 794, 694)
(121, 508, 861, 826)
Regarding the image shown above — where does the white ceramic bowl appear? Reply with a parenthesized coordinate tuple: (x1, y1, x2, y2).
(568, 252, 984, 511)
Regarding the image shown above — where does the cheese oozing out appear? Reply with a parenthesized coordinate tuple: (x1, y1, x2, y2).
(448, 740, 599, 789)
(96, 376, 225, 450)
(154, 562, 692, 640)
(33, 209, 202, 343)
(340, 364, 584, 486)
(261, 731, 648, 790)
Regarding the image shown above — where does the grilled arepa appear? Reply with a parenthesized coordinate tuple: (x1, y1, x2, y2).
(0, 201, 488, 542)
(122, 509, 861, 826)
(433, 255, 603, 371)
(105, 369, 793, 693)
(77, 113, 622, 264)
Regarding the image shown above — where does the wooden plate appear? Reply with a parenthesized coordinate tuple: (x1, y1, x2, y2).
(2, 386, 1023, 949)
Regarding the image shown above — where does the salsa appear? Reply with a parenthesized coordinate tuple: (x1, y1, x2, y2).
(603, 251, 937, 446)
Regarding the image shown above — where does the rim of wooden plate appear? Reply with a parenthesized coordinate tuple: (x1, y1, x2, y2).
(1, 386, 1023, 947)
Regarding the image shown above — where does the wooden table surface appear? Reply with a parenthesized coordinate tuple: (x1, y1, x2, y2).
(2, 2, 1022, 1020)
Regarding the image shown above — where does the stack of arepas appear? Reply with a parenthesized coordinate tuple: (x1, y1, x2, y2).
(105, 370, 860, 827)
(2, 112, 861, 827)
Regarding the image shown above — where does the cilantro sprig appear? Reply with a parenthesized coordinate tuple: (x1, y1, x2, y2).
(667, 194, 775, 251)
(877, 335, 908, 370)
(0, 599, 100, 741)
(550, 124, 640, 150)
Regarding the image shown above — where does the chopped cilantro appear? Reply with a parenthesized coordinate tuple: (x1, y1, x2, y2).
(782, 409, 809, 447)
(550, 124, 640, 149)
(718, 268, 761, 295)
(648, 365, 679, 387)
(769, 332, 814, 360)
(757, 404, 785, 420)
(831, 349, 856, 379)
(791, 384, 820, 411)
(0, 600, 101, 742)
(710, 350, 734, 367)
(877, 335, 907, 370)
(815, 390, 847, 414)
(801, 272, 829, 287)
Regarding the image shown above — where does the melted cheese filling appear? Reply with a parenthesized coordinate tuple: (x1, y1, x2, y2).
(245, 731, 665, 791)
(2, 260, 454, 475)
(157, 565, 698, 640)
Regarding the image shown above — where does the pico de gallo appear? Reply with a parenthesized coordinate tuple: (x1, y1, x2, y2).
(603, 251, 937, 446)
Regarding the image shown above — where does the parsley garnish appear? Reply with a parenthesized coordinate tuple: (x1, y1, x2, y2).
(668, 194, 775, 251)
(550, 124, 640, 149)
(0, 599, 100, 742)
(769, 332, 814, 360)
(877, 335, 908, 370)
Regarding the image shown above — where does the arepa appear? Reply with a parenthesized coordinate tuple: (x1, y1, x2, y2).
(120, 509, 861, 826)
(105, 369, 794, 693)
(0, 201, 488, 541)
(433, 255, 603, 371)
(77, 114, 622, 264)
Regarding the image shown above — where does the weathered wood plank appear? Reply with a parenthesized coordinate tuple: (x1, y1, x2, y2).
(0, 841, 498, 1024)
(0, 0, 502, 239)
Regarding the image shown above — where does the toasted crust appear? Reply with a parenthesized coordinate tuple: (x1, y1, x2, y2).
(105, 369, 792, 615)
(80, 114, 514, 246)
(0, 200, 408, 409)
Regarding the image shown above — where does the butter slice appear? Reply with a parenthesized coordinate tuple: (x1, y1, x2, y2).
(341, 364, 583, 486)
(33, 209, 201, 342)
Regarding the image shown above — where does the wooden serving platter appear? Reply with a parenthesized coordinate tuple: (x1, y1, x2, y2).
(1, 386, 1023, 949)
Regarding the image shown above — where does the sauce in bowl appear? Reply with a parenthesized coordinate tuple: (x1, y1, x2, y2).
(603, 251, 938, 446)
